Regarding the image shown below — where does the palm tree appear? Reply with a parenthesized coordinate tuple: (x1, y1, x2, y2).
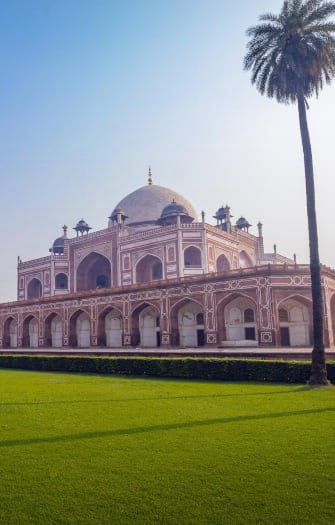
(244, 0, 335, 385)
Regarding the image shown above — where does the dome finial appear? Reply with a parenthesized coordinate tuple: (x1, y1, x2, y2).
(148, 166, 153, 185)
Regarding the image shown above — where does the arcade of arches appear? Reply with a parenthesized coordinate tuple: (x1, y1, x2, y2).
(9, 177, 335, 351)
(1, 294, 318, 349)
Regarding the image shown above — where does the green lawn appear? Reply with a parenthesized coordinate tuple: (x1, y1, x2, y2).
(0, 370, 334, 525)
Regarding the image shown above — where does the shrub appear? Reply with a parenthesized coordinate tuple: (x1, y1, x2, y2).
(0, 355, 334, 383)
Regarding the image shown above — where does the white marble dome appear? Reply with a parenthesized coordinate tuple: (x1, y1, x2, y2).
(109, 184, 198, 229)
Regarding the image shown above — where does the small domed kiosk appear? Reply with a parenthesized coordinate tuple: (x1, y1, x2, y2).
(158, 200, 194, 226)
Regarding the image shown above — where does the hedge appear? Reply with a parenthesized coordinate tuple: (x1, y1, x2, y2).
(0, 355, 334, 383)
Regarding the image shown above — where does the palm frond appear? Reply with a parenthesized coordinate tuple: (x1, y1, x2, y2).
(244, 0, 335, 103)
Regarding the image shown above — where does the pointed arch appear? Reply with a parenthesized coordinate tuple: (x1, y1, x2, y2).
(277, 297, 311, 347)
(216, 254, 230, 272)
(238, 251, 253, 269)
(218, 294, 258, 347)
(216, 292, 258, 311)
(44, 312, 63, 348)
(2, 317, 18, 348)
(277, 294, 312, 308)
(69, 309, 91, 347)
(27, 278, 42, 299)
(131, 302, 160, 347)
(76, 252, 111, 292)
(98, 306, 123, 347)
(135, 255, 163, 284)
(22, 315, 39, 348)
(184, 246, 202, 267)
(170, 299, 205, 347)
(55, 273, 68, 290)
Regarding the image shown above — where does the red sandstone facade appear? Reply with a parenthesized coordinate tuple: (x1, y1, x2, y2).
(2, 178, 334, 349)
(2, 265, 335, 349)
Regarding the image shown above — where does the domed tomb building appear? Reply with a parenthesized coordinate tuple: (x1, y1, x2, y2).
(2, 169, 335, 350)
(16, 171, 276, 299)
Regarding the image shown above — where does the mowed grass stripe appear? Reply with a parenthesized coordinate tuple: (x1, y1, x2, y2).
(0, 370, 334, 525)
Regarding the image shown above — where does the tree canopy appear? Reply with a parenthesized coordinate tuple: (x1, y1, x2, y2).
(244, 0, 335, 103)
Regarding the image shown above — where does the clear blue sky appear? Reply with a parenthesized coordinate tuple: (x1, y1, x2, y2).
(1, 0, 334, 301)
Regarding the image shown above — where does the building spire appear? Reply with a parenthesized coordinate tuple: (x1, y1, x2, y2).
(148, 166, 153, 185)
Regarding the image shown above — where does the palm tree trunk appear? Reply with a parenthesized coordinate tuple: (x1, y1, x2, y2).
(297, 92, 328, 385)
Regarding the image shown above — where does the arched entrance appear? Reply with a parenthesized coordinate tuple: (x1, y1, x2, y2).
(22, 316, 39, 348)
(184, 246, 202, 267)
(3, 318, 18, 348)
(139, 306, 160, 347)
(27, 278, 42, 299)
(97, 307, 123, 347)
(278, 298, 311, 346)
(77, 312, 91, 348)
(55, 273, 68, 290)
(239, 251, 253, 269)
(76, 253, 111, 292)
(136, 255, 163, 284)
(51, 316, 63, 347)
(29, 319, 39, 347)
(171, 300, 204, 347)
(131, 303, 160, 347)
(9, 319, 18, 348)
(45, 314, 63, 348)
(216, 254, 230, 272)
(105, 310, 123, 347)
(222, 296, 257, 346)
(69, 310, 91, 348)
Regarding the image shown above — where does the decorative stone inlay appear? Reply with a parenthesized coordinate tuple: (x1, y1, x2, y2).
(206, 333, 217, 344)
(2, 266, 332, 350)
(289, 276, 310, 286)
(260, 331, 272, 343)
(161, 334, 170, 345)
(229, 280, 241, 289)
(257, 277, 269, 287)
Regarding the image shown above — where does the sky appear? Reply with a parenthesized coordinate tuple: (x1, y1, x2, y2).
(1, 0, 335, 302)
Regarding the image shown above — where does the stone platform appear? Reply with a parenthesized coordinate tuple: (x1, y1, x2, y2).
(1, 347, 335, 361)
